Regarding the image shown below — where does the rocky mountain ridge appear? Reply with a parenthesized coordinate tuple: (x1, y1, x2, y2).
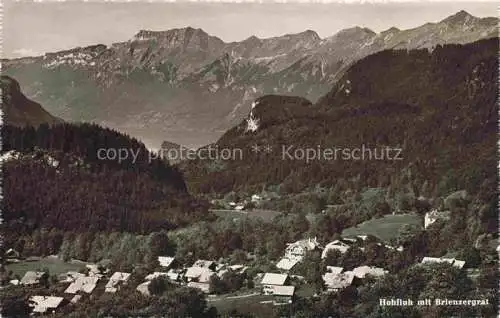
(4, 10, 497, 147)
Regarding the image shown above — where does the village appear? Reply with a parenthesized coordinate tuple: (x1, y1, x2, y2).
(1, 226, 469, 316)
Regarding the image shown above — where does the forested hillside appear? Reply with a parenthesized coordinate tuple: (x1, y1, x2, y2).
(1, 122, 210, 244)
(185, 38, 498, 200)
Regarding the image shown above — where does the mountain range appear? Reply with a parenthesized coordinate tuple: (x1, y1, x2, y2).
(3, 10, 497, 148)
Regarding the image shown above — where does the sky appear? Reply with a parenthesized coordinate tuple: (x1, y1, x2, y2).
(3, 1, 497, 58)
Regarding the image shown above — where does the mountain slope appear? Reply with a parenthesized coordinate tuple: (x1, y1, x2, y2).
(1, 75, 61, 127)
(1, 82, 210, 235)
(3, 11, 497, 147)
(184, 38, 498, 198)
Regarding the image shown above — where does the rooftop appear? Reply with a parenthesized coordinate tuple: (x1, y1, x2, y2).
(261, 273, 288, 286)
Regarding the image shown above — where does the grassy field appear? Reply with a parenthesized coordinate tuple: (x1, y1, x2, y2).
(211, 209, 282, 223)
(5, 257, 86, 277)
(342, 213, 423, 242)
(209, 294, 276, 317)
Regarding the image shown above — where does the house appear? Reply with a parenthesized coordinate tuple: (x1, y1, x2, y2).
(352, 266, 388, 279)
(260, 273, 288, 286)
(5, 248, 20, 259)
(158, 256, 175, 268)
(234, 205, 245, 211)
(105, 272, 131, 293)
(58, 271, 86, 283)
(263, 285, 295, 304)
(70, 295, 82, 304)
(145, 272, 169, 281)
(228, 264, 248, 274)
(185, 267, 215, 283)
(276, 257, 300, 271)
(322, 271, 355, 292)
(321, 240, 351, 258)
(166, 269, 183, 282)
(29, 296, 65, 314)
(20, 271, 46, 285)
(325, 266, 344, 275)
(251, 194, 263, 203)
(192, 260, 216, 270)
(421, 257, 465, 269)
(187, 281, 211, 293)
(86, 264, 107, 278)
(424, 209, 451, 229)
(284, 237, 320, 261)
(136, 281, 151, 296)
(64, 276, 99, 294)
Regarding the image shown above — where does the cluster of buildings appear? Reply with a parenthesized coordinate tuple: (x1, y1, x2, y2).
(7, 229, 469, 315)
(15, 263, 132, 314)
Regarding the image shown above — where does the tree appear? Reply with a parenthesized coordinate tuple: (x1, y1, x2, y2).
(148, 276, 169, 295)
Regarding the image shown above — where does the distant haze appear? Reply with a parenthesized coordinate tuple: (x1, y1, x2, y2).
(3, 1, 497, 58)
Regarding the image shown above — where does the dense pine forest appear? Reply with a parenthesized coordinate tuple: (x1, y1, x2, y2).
(1, 123, 211, 244)
(185, 38, 498, 200)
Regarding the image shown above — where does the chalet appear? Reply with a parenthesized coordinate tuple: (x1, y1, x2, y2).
(145, 272, 169, 280)
(187, 281, 211, 293)
(284, 237, 320, 261)
(158, 256, 175, 268)
(136, 281, 151, 296)
(184, 267, 215, 283)
(322, 271, 356, 292)
(321, 240, 351, 258)
(70, 295, 82, 304)
(193, 259, 217, 270)
(20, 271, 46, 285)
(228, 264, 248, 274)
(325, 266, 344, 275)
(29, 296, 65, 314)
(260, 273, 288, 287)
(424, 209, 451, 229)
(421, 257, 465, 269)
(352, 266, 388, 279)
(251, 194, 263, 203)
(64, 276, 99, 294)
(264, 285, 295, 304)
(86, 264, 107, 278)
(276, 257, 300, 271)
(58, 271, 86, 283)
(5, 248, 20, 259)
(105, 272, 131, 293)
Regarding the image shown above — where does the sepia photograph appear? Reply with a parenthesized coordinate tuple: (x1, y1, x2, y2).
(0, 0, 498, 317)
